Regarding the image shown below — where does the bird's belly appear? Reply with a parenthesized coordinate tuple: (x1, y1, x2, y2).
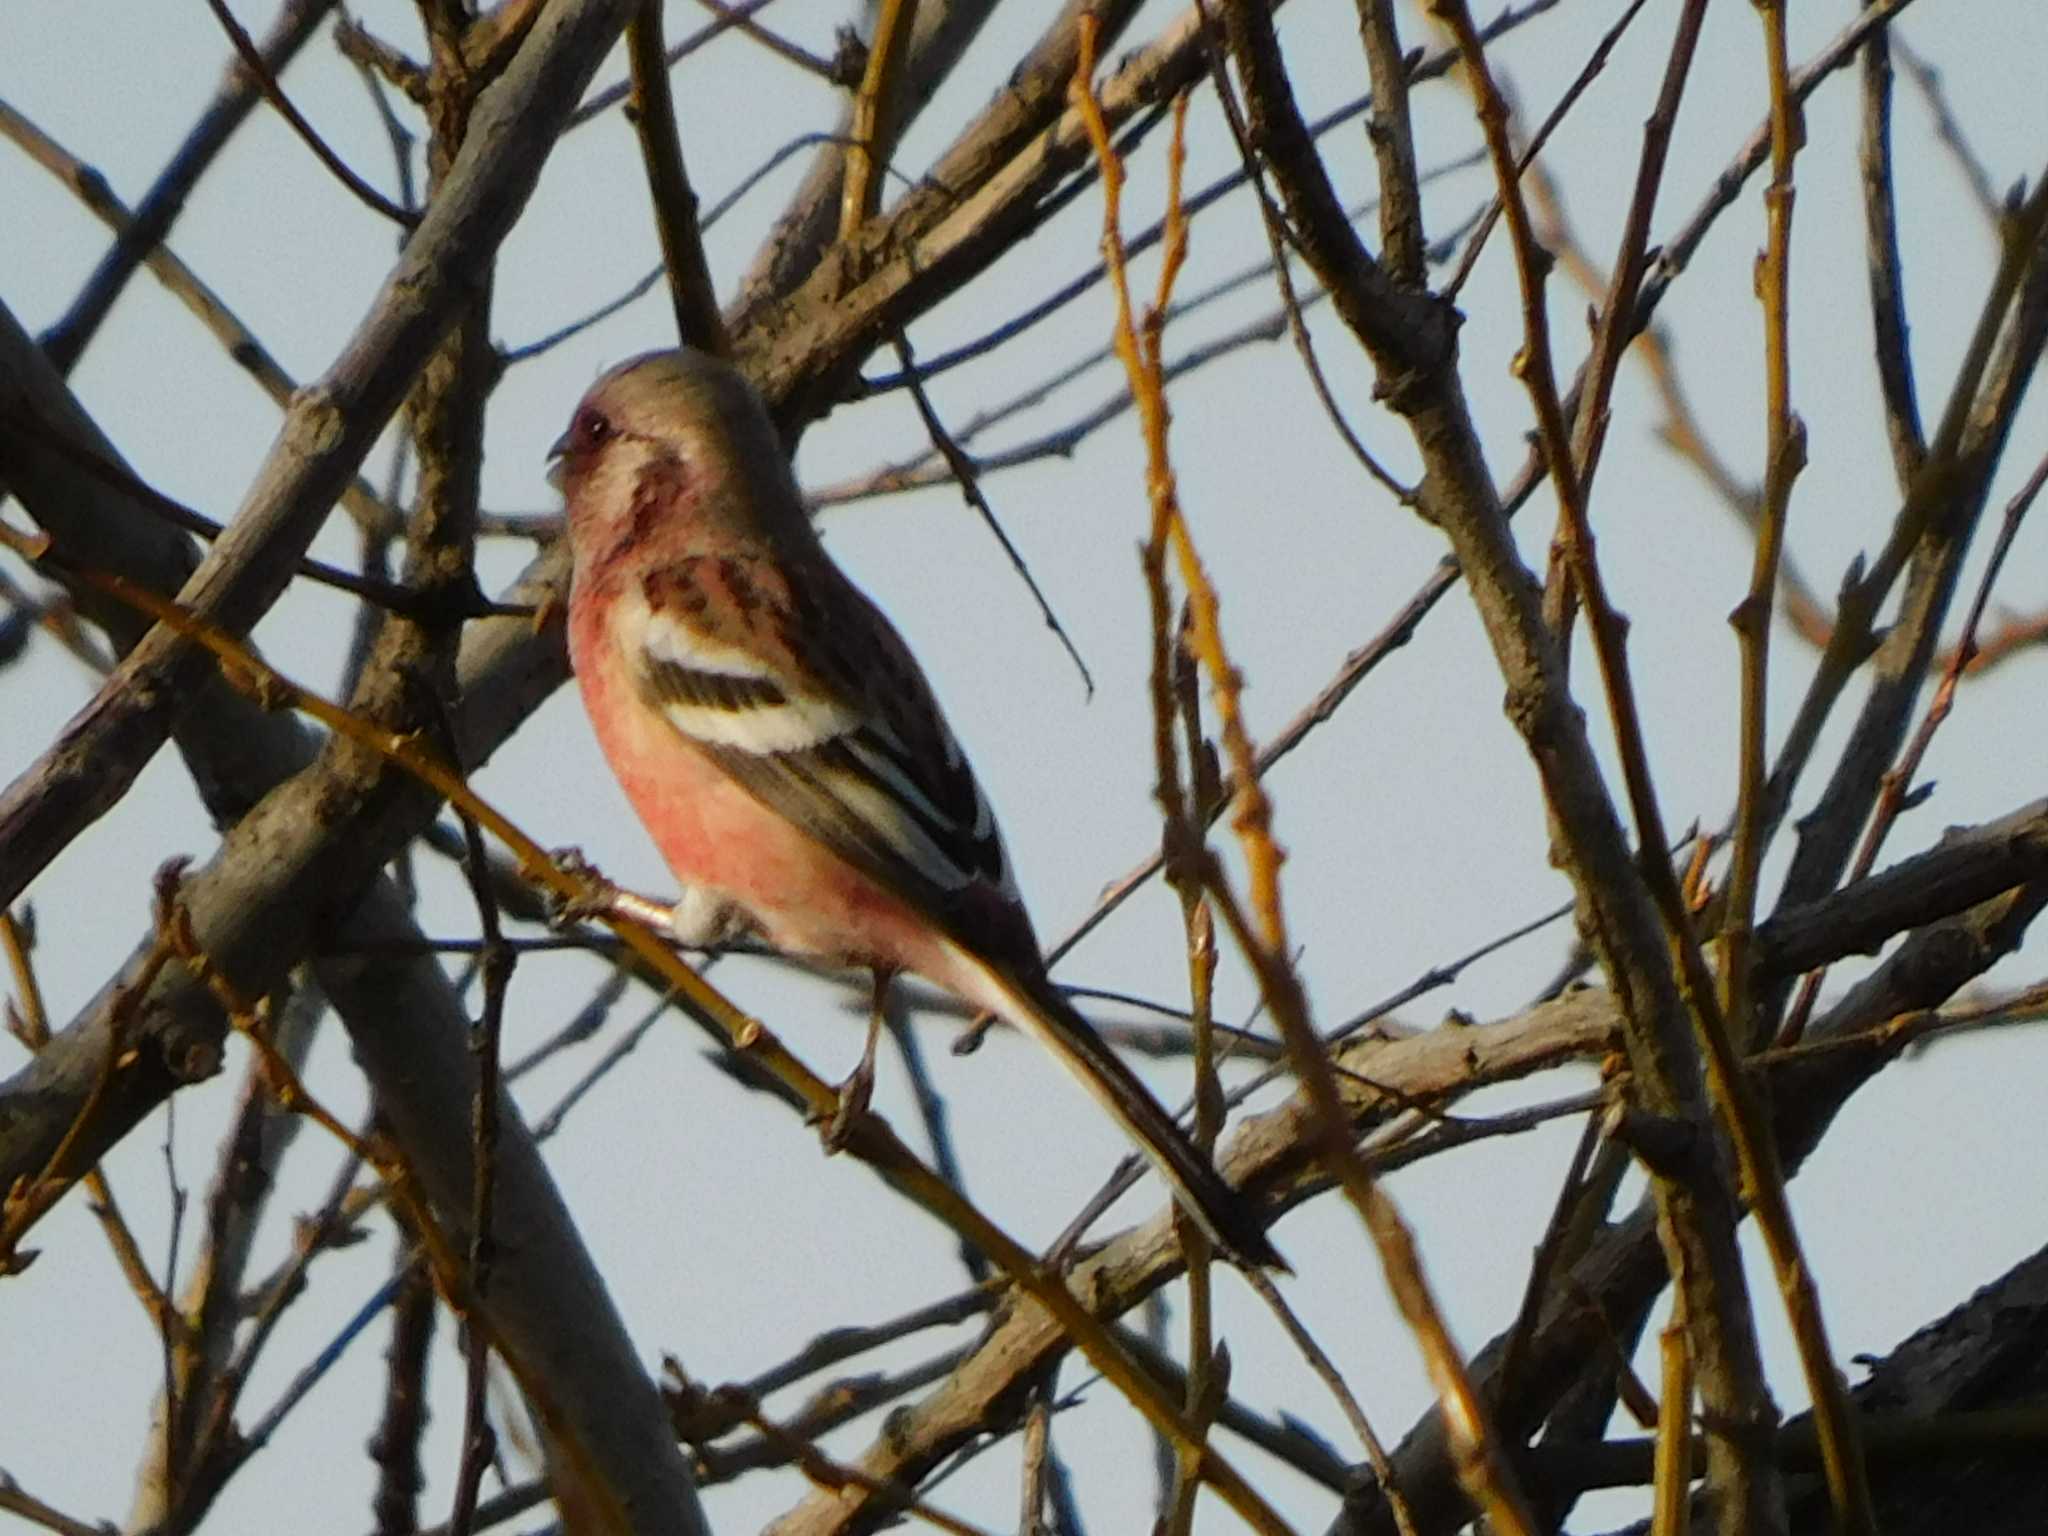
(574, 637, 944, 972)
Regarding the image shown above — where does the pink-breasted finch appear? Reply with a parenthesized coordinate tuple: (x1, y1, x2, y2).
(551, 348, 1281, 1270)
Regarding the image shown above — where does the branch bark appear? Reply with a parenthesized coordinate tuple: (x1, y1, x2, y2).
(0, 0, 637, 909)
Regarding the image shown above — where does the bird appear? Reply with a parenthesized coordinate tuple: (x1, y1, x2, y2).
(550, 346, 1282, 1270)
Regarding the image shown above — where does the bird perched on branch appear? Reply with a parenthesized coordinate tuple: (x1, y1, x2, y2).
(551, 346, 1281, 1270)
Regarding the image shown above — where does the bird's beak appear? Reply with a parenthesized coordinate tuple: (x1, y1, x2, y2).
(546, 429, 570, 493)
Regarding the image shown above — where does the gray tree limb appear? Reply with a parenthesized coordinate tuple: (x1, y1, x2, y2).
(0, 0, 635, 910)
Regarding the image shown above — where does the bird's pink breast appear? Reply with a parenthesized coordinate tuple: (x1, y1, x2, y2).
(568, 585, 957, 979)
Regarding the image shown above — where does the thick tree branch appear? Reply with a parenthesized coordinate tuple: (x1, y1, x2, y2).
(0, 0, 635, 909)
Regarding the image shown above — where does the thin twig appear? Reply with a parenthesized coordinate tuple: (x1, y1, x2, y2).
(445, 805, 513, 1535)
(225, 1138, 375, 1397)
(0, 1472, 111, 1536)
(1649, 1307, 1693, 1536)
(1246, 1270, 1420, 1536)
(891, 332, 1093, 695)
(1779, 448, 2048, 1044)
(1, 910, 179, 1342)
(0, 930, 179, 1272)
(840, 0, 918, 236)
(1162, 603, 1219, 1536)
(627, 0, 732, 356)
(1859, 14, 1927, 486)
(1719, 0, 1809, 1056)
(1194, 4, 1410, 498)
(501, 131, 843, 365)
(1523, 184, 1838, 649)
(1495, 1104, 1604, 1400)
(740, 1287, 996, 1403)
(369, 1244, 437, 1536)
(1560, 0, 1711, 500)
(199, 0, 416, 225)
(531, 993, 672, 1140)
(882, 992, 989, 1283)
(1527, 0, 1711, 660)
(238, 1266, 413, 1464)
(0, 101, 403, 539)
(1440, 0, 1659, 303)
(570, 0, 785, 127)
(693, 0, 835, 78)
(1892, 36, 2005, 226)
(156, 1100, 189, 1506)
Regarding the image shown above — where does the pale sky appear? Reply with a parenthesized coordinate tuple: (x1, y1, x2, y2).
(3, 2, 2045, 1533)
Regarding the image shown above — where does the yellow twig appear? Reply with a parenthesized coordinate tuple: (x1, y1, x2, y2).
(1720, 0, 1807, 1053)
(0, 933, 176, 1274)
(1649, 1308, 1693, 1536)
(2, 908, 181, 1335)
(839, 0, 918, 238)
(1734, 0, 1872, 1518)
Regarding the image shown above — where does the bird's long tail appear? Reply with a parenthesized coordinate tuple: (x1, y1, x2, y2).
(958, 952, 1286, 1271)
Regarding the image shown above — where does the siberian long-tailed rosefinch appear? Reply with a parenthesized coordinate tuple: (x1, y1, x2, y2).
(552, 347, 1279, 1269)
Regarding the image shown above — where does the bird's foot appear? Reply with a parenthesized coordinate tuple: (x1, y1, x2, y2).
(820, 1056, 876, 1154)
(820, 976, 890, 1154)
(545, 846, 620, 928)
(546, 848, 697, 938)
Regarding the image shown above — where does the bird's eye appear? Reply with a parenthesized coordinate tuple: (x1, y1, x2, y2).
(571, 408, 614, 452)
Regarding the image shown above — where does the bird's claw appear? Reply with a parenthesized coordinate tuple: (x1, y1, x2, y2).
(545, 846, 619, 929)
(820, 1059, 875, 1154)
(820, 974, 891, 1153)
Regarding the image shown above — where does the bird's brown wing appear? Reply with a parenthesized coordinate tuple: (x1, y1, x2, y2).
(627, 552, 1040, 967)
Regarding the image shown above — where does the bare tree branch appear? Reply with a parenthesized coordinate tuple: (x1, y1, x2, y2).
(0, 0, 639, 908)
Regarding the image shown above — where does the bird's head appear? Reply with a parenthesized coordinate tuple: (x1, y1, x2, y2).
(550, 348, 808, 566)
